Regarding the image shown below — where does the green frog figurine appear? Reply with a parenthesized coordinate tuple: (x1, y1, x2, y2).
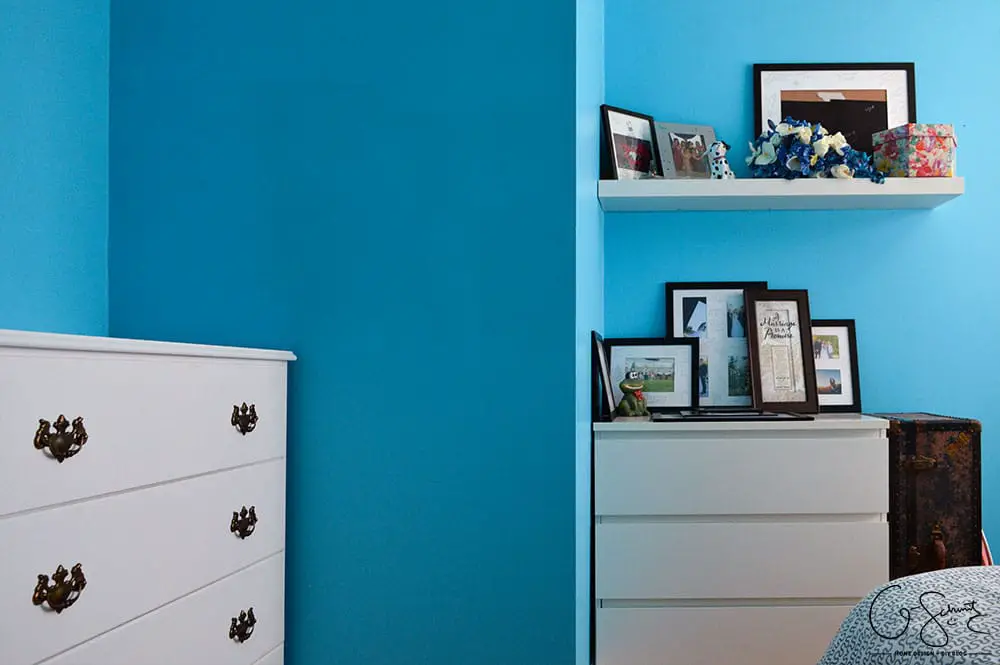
(615, 370, 649, 418)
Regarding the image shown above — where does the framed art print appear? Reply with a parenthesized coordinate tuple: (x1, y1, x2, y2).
(664, 281, 767, 408)
(654, 122, 717, 179)
(603, 337, 699, 413)
(811, 319, 862, 413)
(745, 289, 818, 413)
(753, 63, 916, 156)
(591, 330, 615, 421)
(600, 104, 662, 180)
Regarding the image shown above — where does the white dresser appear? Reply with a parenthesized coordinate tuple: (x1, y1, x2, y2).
(594, 415, 889, 665)
(0, 329, 294, 665)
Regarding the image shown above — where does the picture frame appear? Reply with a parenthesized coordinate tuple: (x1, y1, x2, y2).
(654, 122, 717, 179)
(811, 319, 863, 413)
(591, 330, 615, 422)
(603, 337, 699, 414)
(664, 281, 767, 408)
(600, 104, 663, 180)
(753, 63, 917, 156)
(744, 289, 819, 414)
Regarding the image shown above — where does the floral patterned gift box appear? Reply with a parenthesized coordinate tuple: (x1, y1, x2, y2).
(872, 123, 957, 177)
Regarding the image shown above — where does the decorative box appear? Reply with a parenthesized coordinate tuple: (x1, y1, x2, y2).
(873, 123, 957, 177)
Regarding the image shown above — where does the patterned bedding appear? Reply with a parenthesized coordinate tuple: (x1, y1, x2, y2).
(818, 566, 999, 664)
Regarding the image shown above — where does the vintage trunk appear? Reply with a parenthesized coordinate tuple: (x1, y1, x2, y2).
(871, 412, 982, 580)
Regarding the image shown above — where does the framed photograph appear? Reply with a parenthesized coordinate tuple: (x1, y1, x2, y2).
(603, 337, 699, 413)
(665, 281, 767, 408)
(591, 330, 615, 422)
(655, 122, 717, 179)
(753, 63, 916, 156)
(600, 104, 662, 180)
(811, 319, 862, 413)
(744, 289, 818, 413)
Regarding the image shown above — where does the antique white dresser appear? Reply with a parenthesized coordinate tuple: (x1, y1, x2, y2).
(593, 415, 890, 665)
(0, 329, 295, 665)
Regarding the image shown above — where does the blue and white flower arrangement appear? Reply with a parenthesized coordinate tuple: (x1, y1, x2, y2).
(746, 117, 885, 183)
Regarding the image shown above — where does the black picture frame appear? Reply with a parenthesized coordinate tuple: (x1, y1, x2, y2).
(752, 62, 917, 156)
(602, 337, 699, 414)
(744, 289, 819, 414)
(600, 104, 663, 180)
(591, 330, 615, 422)
(664, 281, 768, 409)
(811, 319, 863, 413)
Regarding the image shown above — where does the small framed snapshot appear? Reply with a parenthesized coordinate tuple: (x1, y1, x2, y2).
(744, 289, 819, 414)
(753, 62, 916, 156)
(600, 104, 662, 180)
(654, 122, 717, 179)
(811, 319, 862, 413)
(591, 330, 615, 422)
(603, 337, 699, 413)
(665, 281, 767, 408)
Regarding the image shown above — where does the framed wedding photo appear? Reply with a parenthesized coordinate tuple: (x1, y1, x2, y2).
(600, 104, 663, 180)
(591, 330, 616, 422)
(654, 122, 717, 179)
(603, 337, 699, 413)
(811, 319, 862, 413)
(744, 289, 818, 413)
(753, 62, 916, 156)
(664, 281, 767, 408)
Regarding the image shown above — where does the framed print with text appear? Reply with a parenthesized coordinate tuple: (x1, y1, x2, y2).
(603, 337, 699, 413)
(811, 319, 862, 413)
(665, 281, 767, 408)
(745, 289, 818, 413)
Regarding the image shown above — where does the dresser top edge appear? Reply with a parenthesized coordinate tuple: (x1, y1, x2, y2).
(0, 329, 297, 361)
(593, 414, 888, 433)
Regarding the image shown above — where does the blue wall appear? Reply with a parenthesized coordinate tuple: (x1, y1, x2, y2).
(605, 0, 998, 538)
(1, 0, 109, 335)
(110, 2, 580, 664)
(575, 0, 604, 662)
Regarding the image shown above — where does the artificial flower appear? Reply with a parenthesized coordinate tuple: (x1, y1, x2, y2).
(812, 135, 831, 158)
(793, 125, 813, 144)
(754, 141, 777, 165)
(830, 164, 854, 179)
(828, 132, 848, 156)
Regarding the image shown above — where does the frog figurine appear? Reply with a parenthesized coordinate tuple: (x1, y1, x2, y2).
(615, 370, 649, 418)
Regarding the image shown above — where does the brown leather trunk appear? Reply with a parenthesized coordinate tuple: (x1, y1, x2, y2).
(870, 412, 982, 580)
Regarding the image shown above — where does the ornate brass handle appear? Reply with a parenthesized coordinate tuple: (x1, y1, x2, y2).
(231, 506, 258, 539)
(231, 403, 258, 436)
(229, 607, 256, 643)
(34, 415, 88, 462)
(33, 564, 87, 613)
(902, 454, 938, 472)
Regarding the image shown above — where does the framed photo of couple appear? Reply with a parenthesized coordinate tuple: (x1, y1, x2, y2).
(811, 319, 862, 413)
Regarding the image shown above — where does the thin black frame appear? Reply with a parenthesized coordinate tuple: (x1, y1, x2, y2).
(591, 330, 615, 422)
(811, 319, 863, 414)
(602, 337, 699, 413)
(664, 281, 768, 409)
(752, 62, 917, 142)
(600, 104, 663, 180)
(744, 289, 819, 414)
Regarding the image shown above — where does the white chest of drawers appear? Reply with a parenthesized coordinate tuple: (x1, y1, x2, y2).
(593, 415, 890, 665)
(0, 329, 294, 665)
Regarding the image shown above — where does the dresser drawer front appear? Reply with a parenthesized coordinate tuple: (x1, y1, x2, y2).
(597, 605, 852, 665)
(595, 435, 887, 516)
(0, 349, 287, 517)
(597, 521, 887, 600)
(0, 461, 285, 665)
(43, 553, 284, 665)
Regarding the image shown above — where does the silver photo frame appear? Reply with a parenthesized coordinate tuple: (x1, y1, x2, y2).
(655, 122, 718, 179)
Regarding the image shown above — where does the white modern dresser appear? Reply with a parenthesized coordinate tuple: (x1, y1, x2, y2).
(0, 329, 294, 665)
(594, 415, 890, 665)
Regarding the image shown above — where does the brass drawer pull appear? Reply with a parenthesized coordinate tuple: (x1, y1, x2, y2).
(231, 403, 258, 436)
(229, 607, 256, 643)
(34, 415, 88, 462)
(33, 564, 86, 613)
(231, 506, 258, 539)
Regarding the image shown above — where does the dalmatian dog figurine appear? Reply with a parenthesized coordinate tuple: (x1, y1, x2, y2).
(706, 140, 735, 179)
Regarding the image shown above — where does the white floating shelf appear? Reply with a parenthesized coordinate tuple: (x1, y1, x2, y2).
(598, 176, 965, 212)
